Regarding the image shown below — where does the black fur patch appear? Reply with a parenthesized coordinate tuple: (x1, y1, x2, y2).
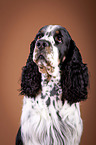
(46, 97, 50, 106)
(50, 84, 59, 96)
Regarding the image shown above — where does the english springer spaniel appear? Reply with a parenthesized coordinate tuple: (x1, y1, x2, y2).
(16, 25, 89, 145)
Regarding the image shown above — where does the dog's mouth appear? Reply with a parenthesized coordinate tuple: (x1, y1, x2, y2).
(36, 53, 48, 64)
(37, 54, 46, 61)
(34, 54, 54, 74)
(35, 55, 48, 73)
(33, 51, 55, 74)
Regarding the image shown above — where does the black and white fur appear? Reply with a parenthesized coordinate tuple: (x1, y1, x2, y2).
(16, 25, 89, 145)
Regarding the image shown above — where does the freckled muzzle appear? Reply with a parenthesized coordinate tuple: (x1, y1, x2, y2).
(34, 39, 52, 63)
(33, 39, 55, 74)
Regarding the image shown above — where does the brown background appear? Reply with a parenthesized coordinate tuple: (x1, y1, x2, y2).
(0, 0, 96, 145)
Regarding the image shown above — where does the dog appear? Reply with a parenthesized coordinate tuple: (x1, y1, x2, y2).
(16, 25, 89, 145)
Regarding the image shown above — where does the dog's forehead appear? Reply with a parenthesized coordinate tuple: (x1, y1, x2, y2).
(39, 25, 63, 35)
(38, 25, 71, 39)
(46, 25, 60, 32)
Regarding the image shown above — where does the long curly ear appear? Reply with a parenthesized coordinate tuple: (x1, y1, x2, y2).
(61, 40, 89, 104)
(20, 40, 41, 98)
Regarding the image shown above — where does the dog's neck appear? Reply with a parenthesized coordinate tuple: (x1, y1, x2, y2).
(41, 69, 62, 106)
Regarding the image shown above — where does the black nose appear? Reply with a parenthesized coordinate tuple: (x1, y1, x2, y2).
(36, 40, 50, 50)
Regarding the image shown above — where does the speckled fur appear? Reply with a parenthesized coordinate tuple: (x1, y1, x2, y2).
(16, 25, 89, 145)
(21, 64, 83, 145)
(21, 93, 83, 145)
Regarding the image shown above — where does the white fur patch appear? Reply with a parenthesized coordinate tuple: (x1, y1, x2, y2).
(21, 97, 83, 145)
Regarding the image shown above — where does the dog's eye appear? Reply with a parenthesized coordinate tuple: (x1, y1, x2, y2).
(36, 34, 43, 40)
(55, 35, 62, 43)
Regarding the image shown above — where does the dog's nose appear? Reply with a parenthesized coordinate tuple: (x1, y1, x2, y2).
(36, 40, 50, 50)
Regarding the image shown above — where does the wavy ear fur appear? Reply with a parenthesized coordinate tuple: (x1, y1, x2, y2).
(61, 40, 89, 104)
(20, 40, 41, 98)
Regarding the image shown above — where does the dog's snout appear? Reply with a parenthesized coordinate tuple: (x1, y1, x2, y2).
(36, 40, 50, 50)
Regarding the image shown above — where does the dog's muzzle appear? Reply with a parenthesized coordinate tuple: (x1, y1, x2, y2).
(35, 39, 52, 63)
(33, 39, 55, 74)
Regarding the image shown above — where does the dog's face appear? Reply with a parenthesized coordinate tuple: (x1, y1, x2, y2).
(33, 25, 71, 75)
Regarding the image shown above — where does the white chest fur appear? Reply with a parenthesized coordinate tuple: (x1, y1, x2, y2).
(21, 97, 83, 145)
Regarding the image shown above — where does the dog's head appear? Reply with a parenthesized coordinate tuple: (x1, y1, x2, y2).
(21, 25, 89, 104)
(33, 25, 71, 75)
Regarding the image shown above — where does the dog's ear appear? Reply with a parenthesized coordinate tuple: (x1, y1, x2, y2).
(61, 40, 89, 104)
(20, 40, 41, 98)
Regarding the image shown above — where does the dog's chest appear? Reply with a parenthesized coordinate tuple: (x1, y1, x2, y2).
(21, 97, 83, 145)
(21, 96, 62, 144)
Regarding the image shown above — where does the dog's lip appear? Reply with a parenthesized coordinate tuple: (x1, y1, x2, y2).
(38, 55, 45, 60)
(36, 54, 46, 61)
(35, 53, 51, 66)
